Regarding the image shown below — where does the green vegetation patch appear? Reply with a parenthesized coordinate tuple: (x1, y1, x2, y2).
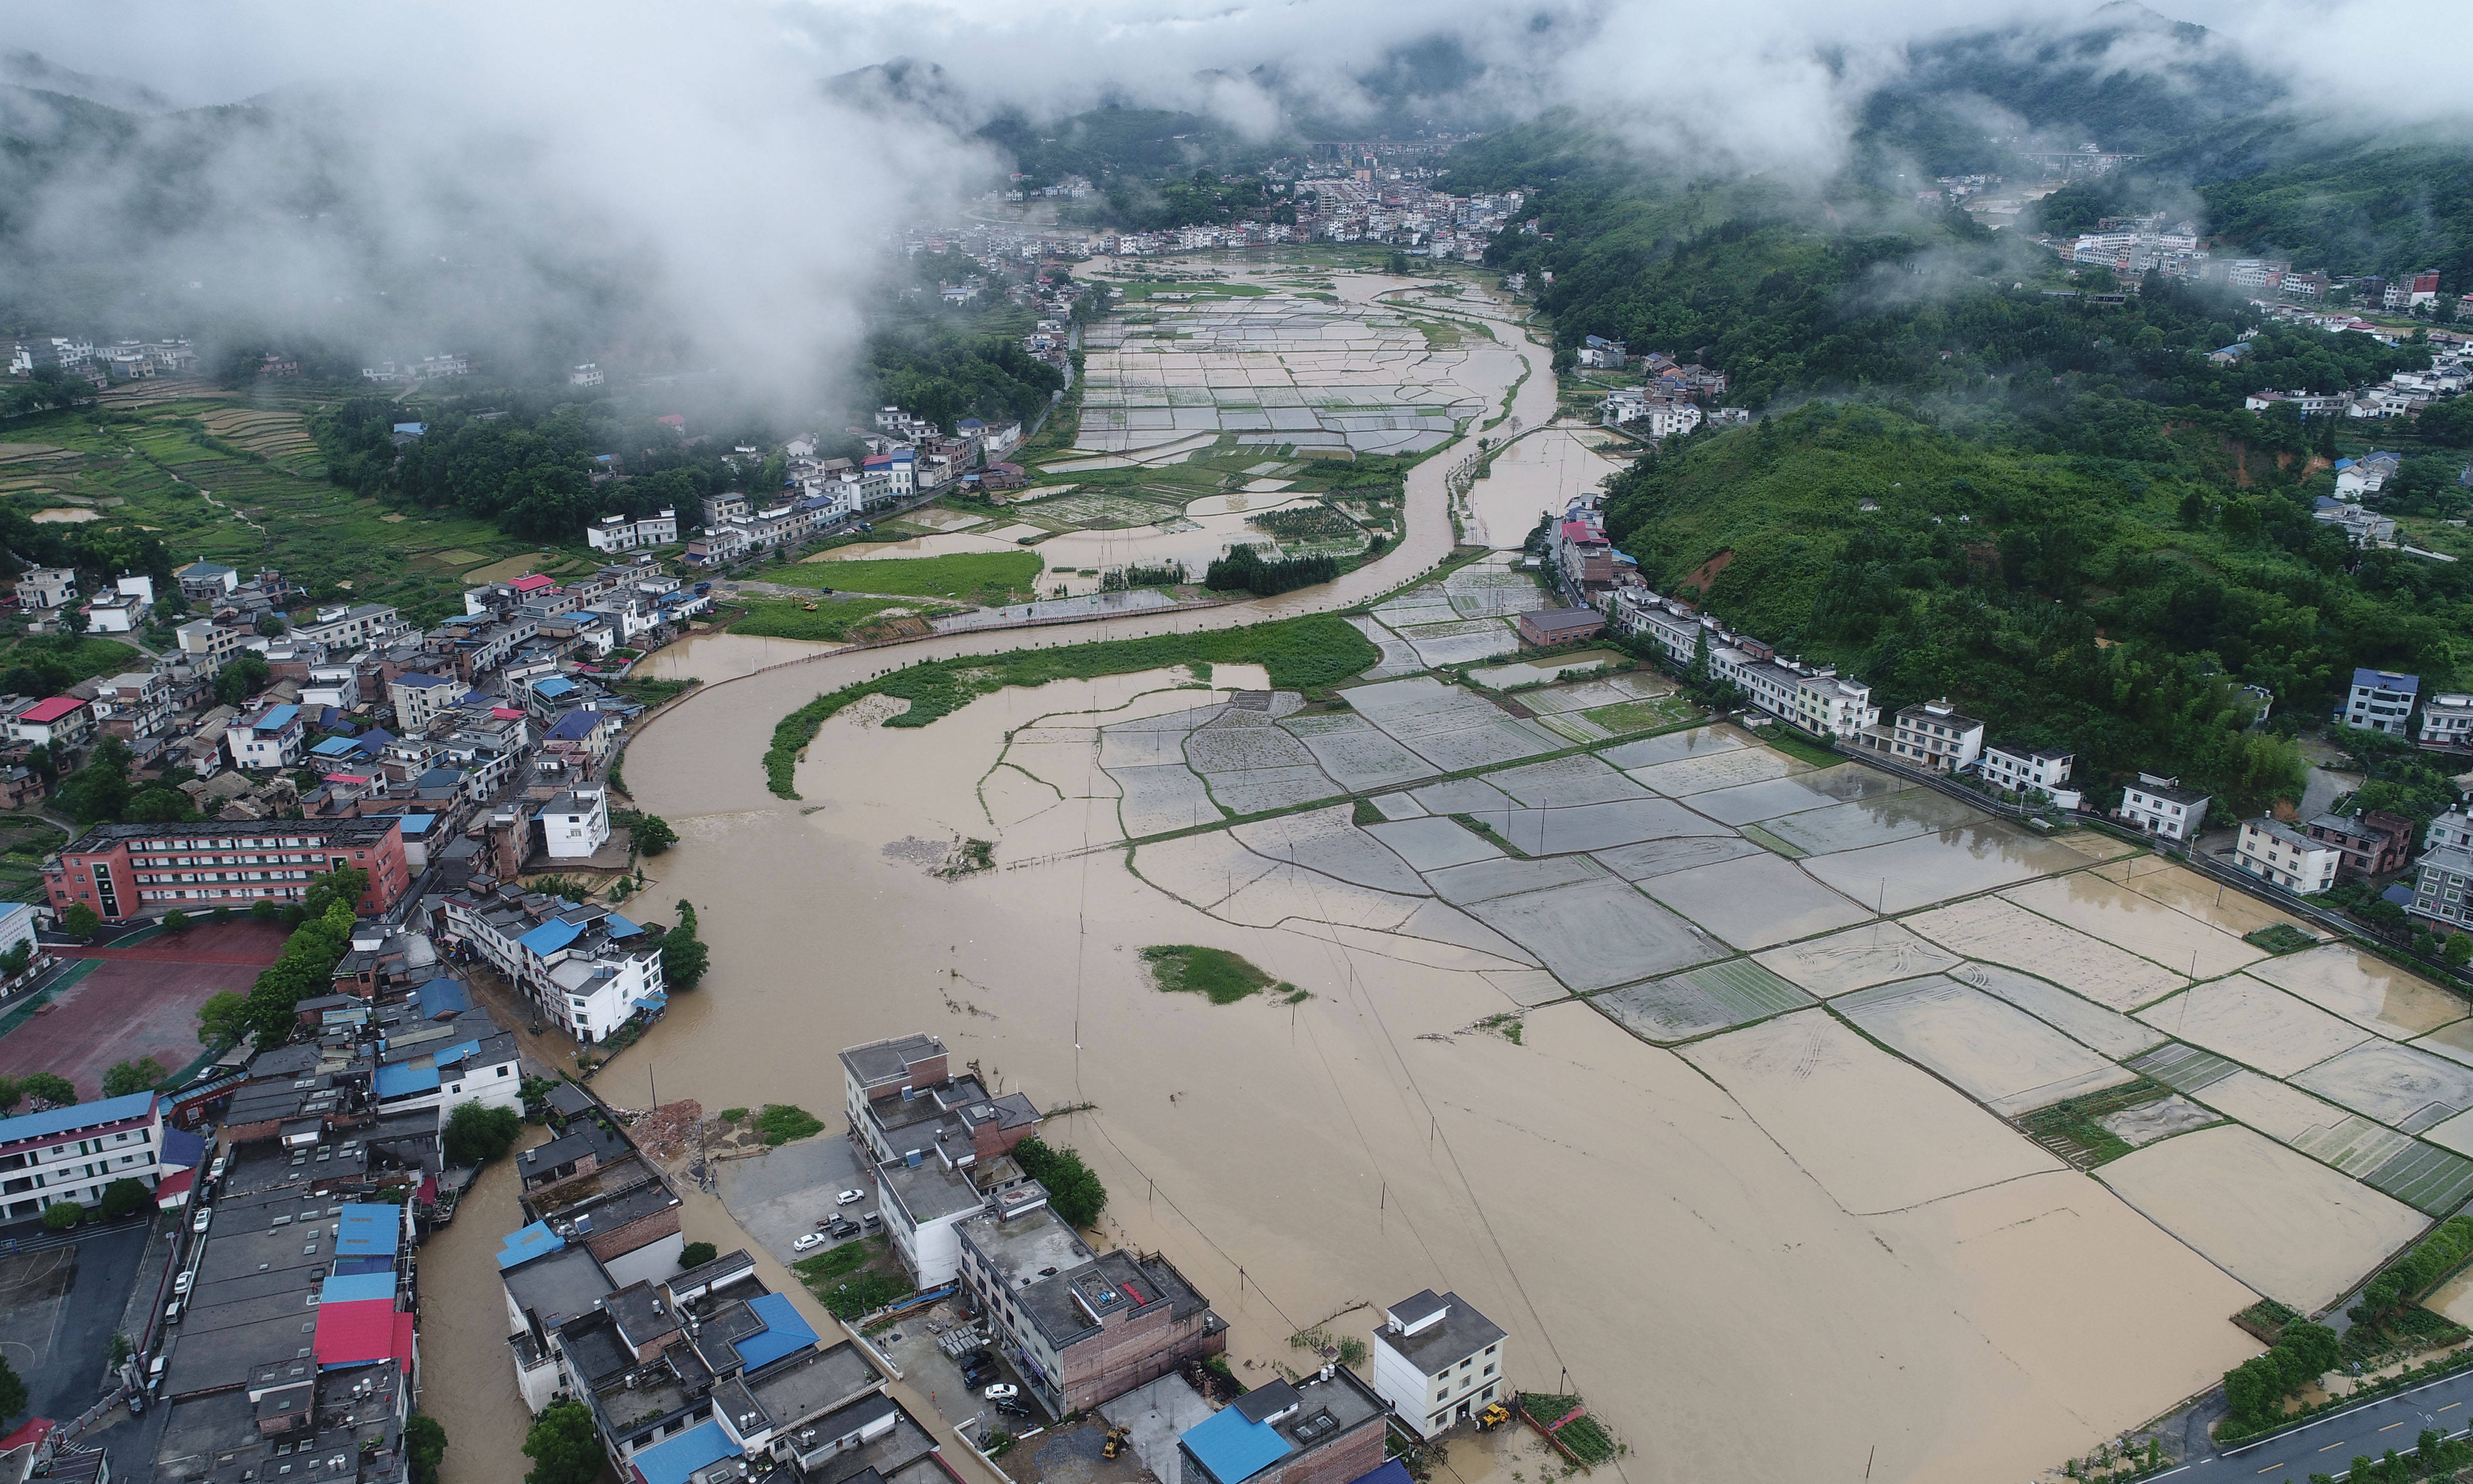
(2242, 923, 2320, 955)
(763, 614, 1377, 796)
(752, 1104, 823, 1146)
(1141, 944, 1293, 1005)
(732, 597, 955, 643)
(751, 551, 1044, 602)
(793, 1235, 915, 1319)
(2012, 1079, 2173, 1169)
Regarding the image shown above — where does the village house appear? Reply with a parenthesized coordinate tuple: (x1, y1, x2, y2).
(1975, 743, 2080, 807)
(91, 670, 176, 741)
(2341, 667, 2420, 735)
(2116, 774, 2212, 843)
(583, 509, 679, 553)
(1875, 699, 1985, 773)
(2421, 693, 2473, 749)
(955, 1190, 1223, 1417)
(1176, 1365, 1390, 1484)
(441, 883, 666, 1044)
(2236, 817, 2343, 894)
(9, 694, 94, 748)
(2304, 809, 2417, 878)
(1367, 1290, 1508, 1439)
(229, 702, 309, 769)
(13, 566, 76, 612)
(1606, 587, 1880, 739)
(1516, 608, 1605, 648)
(2410, 845, 2473, 934)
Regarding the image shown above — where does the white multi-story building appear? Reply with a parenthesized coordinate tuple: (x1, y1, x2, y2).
(389, 673, 460, 733)
(1369, 1290, 1509, 1439)
(2117, 773, 2212, 842)
(1977, 743, 2080, 807)
(541, 786, 611, 860)
(569, 363, 603, 387)
(0, 1091, 166, 1221)
(583, 510, 678, 553)
(2427, 809, 2473, 854)
(2421, 693, 2473, 748)
(2341, 667, 2419, 734)
(1606, 588, 1878, 739)
(228, 703, 307, 770)
(1884, 699, 1985, 772)
(444, 886, 667, 1044)
(2236, 817, 2342, 894)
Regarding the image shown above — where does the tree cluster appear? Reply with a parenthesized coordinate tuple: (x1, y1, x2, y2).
(443, 1101, 525, 1166)
(649, 899, 709, 992)
(193, 870, 370, 1053)
(1011, 1136, 1107, 1228)
(1202, 544, 1338, 597)
(2221, 1319, 2340, 1431)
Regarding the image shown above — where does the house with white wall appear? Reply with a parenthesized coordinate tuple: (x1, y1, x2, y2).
(1368, 1290, 1509, 1439)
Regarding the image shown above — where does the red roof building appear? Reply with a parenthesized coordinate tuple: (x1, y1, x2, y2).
(313, 1297, 414, 1369)
(511, 574, 556, 594)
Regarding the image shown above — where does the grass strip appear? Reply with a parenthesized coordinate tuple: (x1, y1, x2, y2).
(1141, 944, 1293, 1005)
(764, 614, 1376, 796)
(746, 550, 1043, 600)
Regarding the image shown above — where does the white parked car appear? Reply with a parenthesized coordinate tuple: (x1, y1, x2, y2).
(173, 1270, 195, 1295)
(982, 1384, 1018, 1402)
(191, 1208, 211, 1234)
(793, 1233, 826, 1252)
(835, 1189, 865, 1206)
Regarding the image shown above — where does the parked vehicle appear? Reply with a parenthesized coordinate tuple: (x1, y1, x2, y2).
(860, 1212, 881, 1230)
(173, 1270, 194, 1295)
(982, 1384, 1019, 1402)
(835, 1189, 865, 1205)
(793, 1233, 826, 1252)
(191, 1207, 211, 1234)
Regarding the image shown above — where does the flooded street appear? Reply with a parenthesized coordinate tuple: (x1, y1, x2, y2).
(421, 1127, 547, 1484)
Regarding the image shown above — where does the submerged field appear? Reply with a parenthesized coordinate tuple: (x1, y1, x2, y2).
(614, 596, 2473, 1484)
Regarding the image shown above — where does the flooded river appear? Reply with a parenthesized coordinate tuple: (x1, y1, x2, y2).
(417, 270, 2253, 1484)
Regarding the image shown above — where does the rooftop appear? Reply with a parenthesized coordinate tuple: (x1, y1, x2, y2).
(2353, 667, 2421, 694)
(1376, 1290, 1506, 1372)
(839, 1033, 945, 1092)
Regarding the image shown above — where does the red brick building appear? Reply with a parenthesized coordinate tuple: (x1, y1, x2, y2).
(43, 817, 413, 923)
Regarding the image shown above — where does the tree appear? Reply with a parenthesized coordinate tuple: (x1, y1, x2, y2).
(211, 904, 232, 923)
(215, 651, 272, 709)
(251, 898, 279, 920)
(679, 1241, 718, 1269)
(126, 786, 197, 823)
(628, 812, 678, 856)
(103, 1057, 166, 1097)
(404, 1414, 448, 1484)
(2449, 933, 2473, 968)
(0, 940, 33, 978)
(98, 1177, 152, 1219)
(55, 737, 134, 825)
(162, 909, 192, 935)
(0, 1077, 18, 1114)
(658, 900, 710, 991)
(443, 1101, 525, 1165)
(42, 1201, 82, 1230)
(522, 1400, 603, 1484)
(18, 1072, 76, 1108)
(1012, 1137, 1107, 1228)
(197, 990, 250, 1047)
(255, 612, 288, 638)
(0, 1354, 25, 1424)
(62, 902, 100, 938)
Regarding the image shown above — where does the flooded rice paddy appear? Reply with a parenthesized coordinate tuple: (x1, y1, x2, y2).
(425, 263, 2473, 1484)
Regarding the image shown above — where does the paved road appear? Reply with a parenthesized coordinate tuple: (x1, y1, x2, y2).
(3, 1219, 149, 1428)
(2161, 1371, 2473, 1481)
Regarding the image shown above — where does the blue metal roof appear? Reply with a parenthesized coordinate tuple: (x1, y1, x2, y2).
(603, 912, 643, 939)
(544, 711, 602, 741)
(336, 1204, 402, 1256)
(734, 1292, 820, 1371)
(497, 1221, 564, 1269)
(374, 1063, 439, 1099)
(518, 918, 582, 958)
(1347, 1460, 1414, 1484)
(255, 705, 300, 730)
(1182, 1404, 1291, 1484)
(0, 1091, 155, 1148)
(2352, 668, 2420, 693)
(321, 1271, 397, 1305)
(431, 1039, 483, 1069)
(395, 672, 450, 689)
(311, 736, 357, 757)
(160, 1127, 208, 1170)
(533, 675, 576, 698)
(396, 811, 436, 836)
(411, 976, 471, 1018)
(632, 1421, 735, 1484)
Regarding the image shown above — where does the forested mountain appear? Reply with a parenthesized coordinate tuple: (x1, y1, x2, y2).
(1451, 15, 2473, 815)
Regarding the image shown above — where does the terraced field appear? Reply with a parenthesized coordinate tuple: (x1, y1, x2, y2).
(0, 399, 541, 620)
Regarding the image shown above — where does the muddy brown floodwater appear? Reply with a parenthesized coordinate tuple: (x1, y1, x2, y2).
(419, 270, 2256, 1484)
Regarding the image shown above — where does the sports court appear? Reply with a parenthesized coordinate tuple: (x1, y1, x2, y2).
(0, 920, 286, 1099)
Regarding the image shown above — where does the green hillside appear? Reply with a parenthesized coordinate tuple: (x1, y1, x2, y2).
(1602, 402, 2473, 812)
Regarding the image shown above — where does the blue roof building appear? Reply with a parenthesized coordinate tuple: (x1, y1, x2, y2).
(630, 1420, 735, 1484)
(336, 1203, 404, 1256)
(2343, 668, 2421, 736)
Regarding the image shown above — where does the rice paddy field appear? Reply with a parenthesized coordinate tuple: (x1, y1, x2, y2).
(0, 391, 551, 619)
(944, 634, 2473, 1350)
